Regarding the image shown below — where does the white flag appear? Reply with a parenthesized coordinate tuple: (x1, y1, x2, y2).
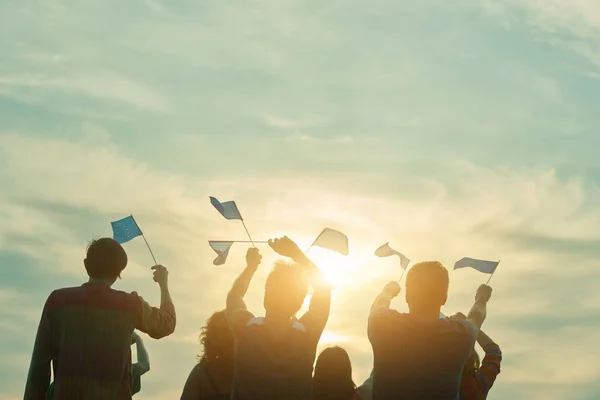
(375, 242, 410, 269)
(310, 228, 349, 255)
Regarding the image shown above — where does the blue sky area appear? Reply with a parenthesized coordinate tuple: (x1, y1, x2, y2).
(1, 1, 600, 399)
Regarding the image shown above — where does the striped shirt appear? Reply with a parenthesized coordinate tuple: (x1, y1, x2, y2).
(24, 282, 176, 400)
(368, 308, 477, 400)
(459, 344, 502, 400)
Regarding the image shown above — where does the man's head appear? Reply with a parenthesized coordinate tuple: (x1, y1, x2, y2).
(263, 260, 308, 318)
(405, 261, 449, 313)
(84, 238, 128, 284)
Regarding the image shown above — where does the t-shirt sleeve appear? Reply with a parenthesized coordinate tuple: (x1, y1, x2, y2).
(475, 343, 502, 396)
(132, 292, 176, 339)
(131, 363, 142, 395)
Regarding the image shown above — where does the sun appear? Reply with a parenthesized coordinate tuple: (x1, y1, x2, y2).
(307, 248, 366, 288)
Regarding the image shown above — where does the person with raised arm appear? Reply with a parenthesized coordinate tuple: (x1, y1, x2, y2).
(368, 261, 492, 400)
(24, 237, 176, 400)
(226, 236, 331, 400)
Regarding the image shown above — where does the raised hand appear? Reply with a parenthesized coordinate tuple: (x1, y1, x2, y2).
(475, 284, 492, 304)
(268, 236, 303, 259)
(151, 265, 169, 286)
(246, 247, 262, 268)
(383, 281, 401, 298)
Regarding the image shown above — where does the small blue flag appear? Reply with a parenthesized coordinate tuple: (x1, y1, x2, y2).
(111, 216, 143, 244)
(208, 241, 234, 265)
(210, 197, 243, 220)
(454, 257, 499, 274)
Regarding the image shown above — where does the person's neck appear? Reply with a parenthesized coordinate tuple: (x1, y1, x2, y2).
(408, 306, 440, 319)
(88, 277, 113, 287)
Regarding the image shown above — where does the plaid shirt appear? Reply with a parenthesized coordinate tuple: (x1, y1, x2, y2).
(460, 343, 502, 400)
(24, 282, 176, 400)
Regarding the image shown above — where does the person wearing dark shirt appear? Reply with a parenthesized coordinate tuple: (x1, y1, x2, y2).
(45, 331, 151, 399)
(24, 237, 176, 400)
(226, 236, 332, 400)
(455, 318, 502, 400)
(181, 310, 234, 400)
(368, 261, 492, 400)
(312, 346, 363, 400)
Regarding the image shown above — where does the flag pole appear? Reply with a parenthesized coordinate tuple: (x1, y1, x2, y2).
(397, 267, 407, 283)
(485, 260, 500, 285)
(305, 230, 324, 254)
(132, 215, 158, 265)
(240, 220, 255, 247)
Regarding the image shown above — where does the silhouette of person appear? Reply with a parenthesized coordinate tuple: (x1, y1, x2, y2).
(312, 346, 363, 400)
(368, 261, 492, 400)
(226, 237, 331, 400)
(181, 310, 234, 400)
(24, 238, 176, 399)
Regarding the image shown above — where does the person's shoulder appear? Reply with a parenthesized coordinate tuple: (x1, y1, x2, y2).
(370, 307, 403, 320)
(440, 319, 478, 340)
(44, 286, 83, 308)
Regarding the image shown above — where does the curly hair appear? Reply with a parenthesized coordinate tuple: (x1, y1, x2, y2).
(196, 310, 234, 368)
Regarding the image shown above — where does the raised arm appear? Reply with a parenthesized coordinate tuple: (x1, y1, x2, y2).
(24, 294, 54, 400)
(269, 237, 332, 334)
(132, 331, 150, 375)
(135, 265, 176, 339)
(466, 284, 492, 335)
(226, 248, 261, 332)
(370, 281, 401, 312)
(477, 330, 495, 348)
(475, 331, 502, 397)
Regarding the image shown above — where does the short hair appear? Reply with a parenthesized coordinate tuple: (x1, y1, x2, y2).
(405, 261, 449, 308)
(85, 238, 128, 279)
(264, 260, 308, 316)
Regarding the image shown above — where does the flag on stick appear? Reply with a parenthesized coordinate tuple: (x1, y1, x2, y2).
(210, 197, 243, 220)
(308, 228, 349, 255)
(375, 242, 410, 269)
(111, 215, 157, 264)
(454, 257, 499, 274)
(208, 241, 234, 265)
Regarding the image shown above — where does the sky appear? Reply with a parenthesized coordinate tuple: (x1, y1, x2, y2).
(1, 0, 600, 399)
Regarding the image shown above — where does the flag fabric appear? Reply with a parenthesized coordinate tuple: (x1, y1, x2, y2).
(311, 228, 349, 255)
(111, 216, 143, 244)
(210, 197, 243, 220)
(375, 242, 410, 269)
(454, 257, 499, 274)
(440, 312, 445, 319)
(208, 241, 234, 265)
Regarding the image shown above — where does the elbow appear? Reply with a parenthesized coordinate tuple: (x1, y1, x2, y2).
(139, 362, 150, 375)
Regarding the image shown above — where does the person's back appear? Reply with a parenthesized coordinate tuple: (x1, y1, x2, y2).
(24, 238, 176, 400)
(369, 311, 476, 399)
(368, 262, 492, 400)
(226, 237, 331, 400)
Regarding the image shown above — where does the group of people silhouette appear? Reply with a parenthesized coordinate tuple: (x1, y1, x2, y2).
(24, 235, 501, 400)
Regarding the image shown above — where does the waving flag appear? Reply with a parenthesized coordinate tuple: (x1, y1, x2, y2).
(454, 257, 499, 274)
(210, 197, 243, 220)
(209, 241, 235, 265)
(375, 242, 410, 269)
(310, 228, 349, 255)
(111, 216, 143, 244)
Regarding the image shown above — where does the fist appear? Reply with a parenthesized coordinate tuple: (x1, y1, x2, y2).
(475, 284, 492, 304)
(151, 264, 169, 286)
(246, 247, 262, 268)
(268, 236, 302, 259)
(449, 312, 467, 321)
(383, 281, 401, 297)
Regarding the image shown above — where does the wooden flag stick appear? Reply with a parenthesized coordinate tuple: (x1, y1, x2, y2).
(131, 215, 158, 265)
(240, 220, 255, 247)
(485, 260, 501, 285)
